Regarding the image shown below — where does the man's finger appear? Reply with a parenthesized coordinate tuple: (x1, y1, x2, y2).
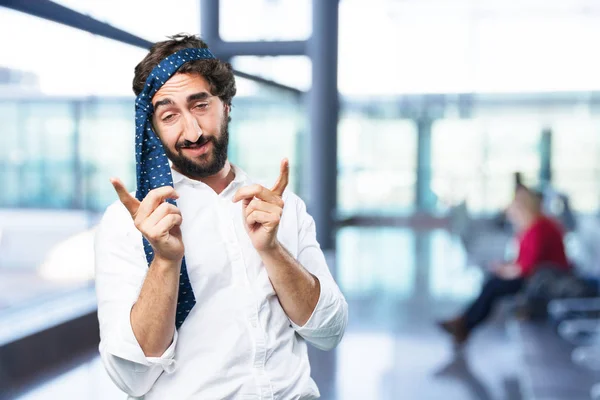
(135, 186, 180, 222)
(246, 210, 276, 227)
(233, 184, 283, 208)
(246, 198, 282, 217)
(153, 213, 183, 239)
(110, 178, 140, 217)
(145, 202, 181, 229)
(271, 158, 289, 197)
(232, 184, 261, 203)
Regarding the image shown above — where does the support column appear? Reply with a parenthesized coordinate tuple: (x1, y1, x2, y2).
(307, 0, 339, 252)
(73, 101, 83, 209)
(540, 127, 552, 188)
(200, 0, 222, 54)
(307, 3, 339, 394)
(416, 117, 434, 212)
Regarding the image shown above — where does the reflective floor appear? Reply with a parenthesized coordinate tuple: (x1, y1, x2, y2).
(15, 227, 526, 400)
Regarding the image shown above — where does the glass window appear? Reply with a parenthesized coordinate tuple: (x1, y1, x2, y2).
(338, 1, 600, 96)
(428, 230, 483, 300)
(338, 114, 417, 216)
(337, 227, 415, 299)
(482, 117, 541, 210)
(220, 0, 311, 42)
(552, 118, 600, 213)
(431, 119, 485, 211)
(0, 10, 148, 315)
(231, 56, 311, 91)
(431, 118, 541, 214)
(80, 100, 136, 212)
(0, 8, 147, 96)
(229, 77, 305, 196)
(18, 102, 77, 209)
(339, 1, 472, 96)
(53, 0, 201, 42)
(0, 102, 24, 208)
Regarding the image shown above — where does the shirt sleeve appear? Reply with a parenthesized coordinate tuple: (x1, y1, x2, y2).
(289, 196, 348, 351)
(95, 201, 178, 397)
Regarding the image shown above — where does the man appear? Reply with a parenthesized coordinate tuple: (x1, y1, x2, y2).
(439, 186, 569, 345)
(95, 34, 348, 399)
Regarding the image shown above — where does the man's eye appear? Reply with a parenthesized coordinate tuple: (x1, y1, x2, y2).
(162, 114, 175, 122)
(194, 103, 208, 110)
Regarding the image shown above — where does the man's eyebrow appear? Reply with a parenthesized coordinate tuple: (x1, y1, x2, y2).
(153, 92, 211, 111)
(187, 92, 211, 103)
(153, 98, 174, 111)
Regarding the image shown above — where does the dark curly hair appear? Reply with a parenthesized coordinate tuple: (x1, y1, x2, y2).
(132, 34, 236, 107)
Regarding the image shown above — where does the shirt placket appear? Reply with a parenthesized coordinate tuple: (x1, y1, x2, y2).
(216, 196, 274, 400)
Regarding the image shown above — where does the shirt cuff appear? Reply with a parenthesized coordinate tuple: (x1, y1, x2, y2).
(143, 330, 178, 373)
(106, 305, 179, 374)
(290, 275, 336, 333)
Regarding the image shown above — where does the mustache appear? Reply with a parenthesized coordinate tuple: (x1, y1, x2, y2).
(176, 135, 213, 150)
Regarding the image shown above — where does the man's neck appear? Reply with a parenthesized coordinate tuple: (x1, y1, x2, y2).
(175, 161, 236, 195)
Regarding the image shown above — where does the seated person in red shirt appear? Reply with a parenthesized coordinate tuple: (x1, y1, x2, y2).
(439, 187, 570, 345)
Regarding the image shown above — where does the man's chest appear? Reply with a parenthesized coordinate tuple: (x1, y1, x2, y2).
(176, 194, 299, 298)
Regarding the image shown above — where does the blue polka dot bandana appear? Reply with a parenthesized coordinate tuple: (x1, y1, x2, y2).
(134, 47, 215, 329)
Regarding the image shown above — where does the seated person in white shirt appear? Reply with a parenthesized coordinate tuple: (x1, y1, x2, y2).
(94, 34, 348, 399)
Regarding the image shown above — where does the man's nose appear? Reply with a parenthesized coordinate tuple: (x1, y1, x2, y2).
(182, 115, 202, 142)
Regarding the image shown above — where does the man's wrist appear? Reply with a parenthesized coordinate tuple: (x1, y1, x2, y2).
(151, 255, 182, 272)
(257, 240, 285, 260)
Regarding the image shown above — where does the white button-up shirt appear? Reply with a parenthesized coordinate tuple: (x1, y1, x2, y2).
(94, 165, 348, 399)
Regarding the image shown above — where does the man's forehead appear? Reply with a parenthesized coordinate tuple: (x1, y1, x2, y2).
(152, 72, 211, 101)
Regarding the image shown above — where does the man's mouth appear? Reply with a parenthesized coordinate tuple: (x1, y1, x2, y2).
(180, 140, 211, 155)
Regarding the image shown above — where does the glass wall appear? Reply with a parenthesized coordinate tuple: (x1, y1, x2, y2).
(339, 94, 600, 217)
(230, 56, 311, 91)
(0, 89, 304, 213)
(0, 8, 147, 97)
(79, 100, 136, 211)
(220, 0, 311, 42)
(338, 113, 418, 216)
(228, 82, 305, 196)
(53, 0, 201, 42)
(338, 0, 600, 96)
(335, 0, 600, 217)
(552, 118, 600, 212)
(431, 117, 542, 214)
(337, 227, 416, 300)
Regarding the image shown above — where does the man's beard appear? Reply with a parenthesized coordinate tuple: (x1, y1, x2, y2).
(163, 117, 229, 179)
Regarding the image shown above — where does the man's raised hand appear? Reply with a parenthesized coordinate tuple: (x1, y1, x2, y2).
(111, 178, 184, 262)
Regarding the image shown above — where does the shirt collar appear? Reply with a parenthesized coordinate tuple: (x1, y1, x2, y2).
(170, 163, 248, 191)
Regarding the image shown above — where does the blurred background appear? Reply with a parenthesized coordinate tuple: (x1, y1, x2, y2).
(1, 0, 600, 399)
